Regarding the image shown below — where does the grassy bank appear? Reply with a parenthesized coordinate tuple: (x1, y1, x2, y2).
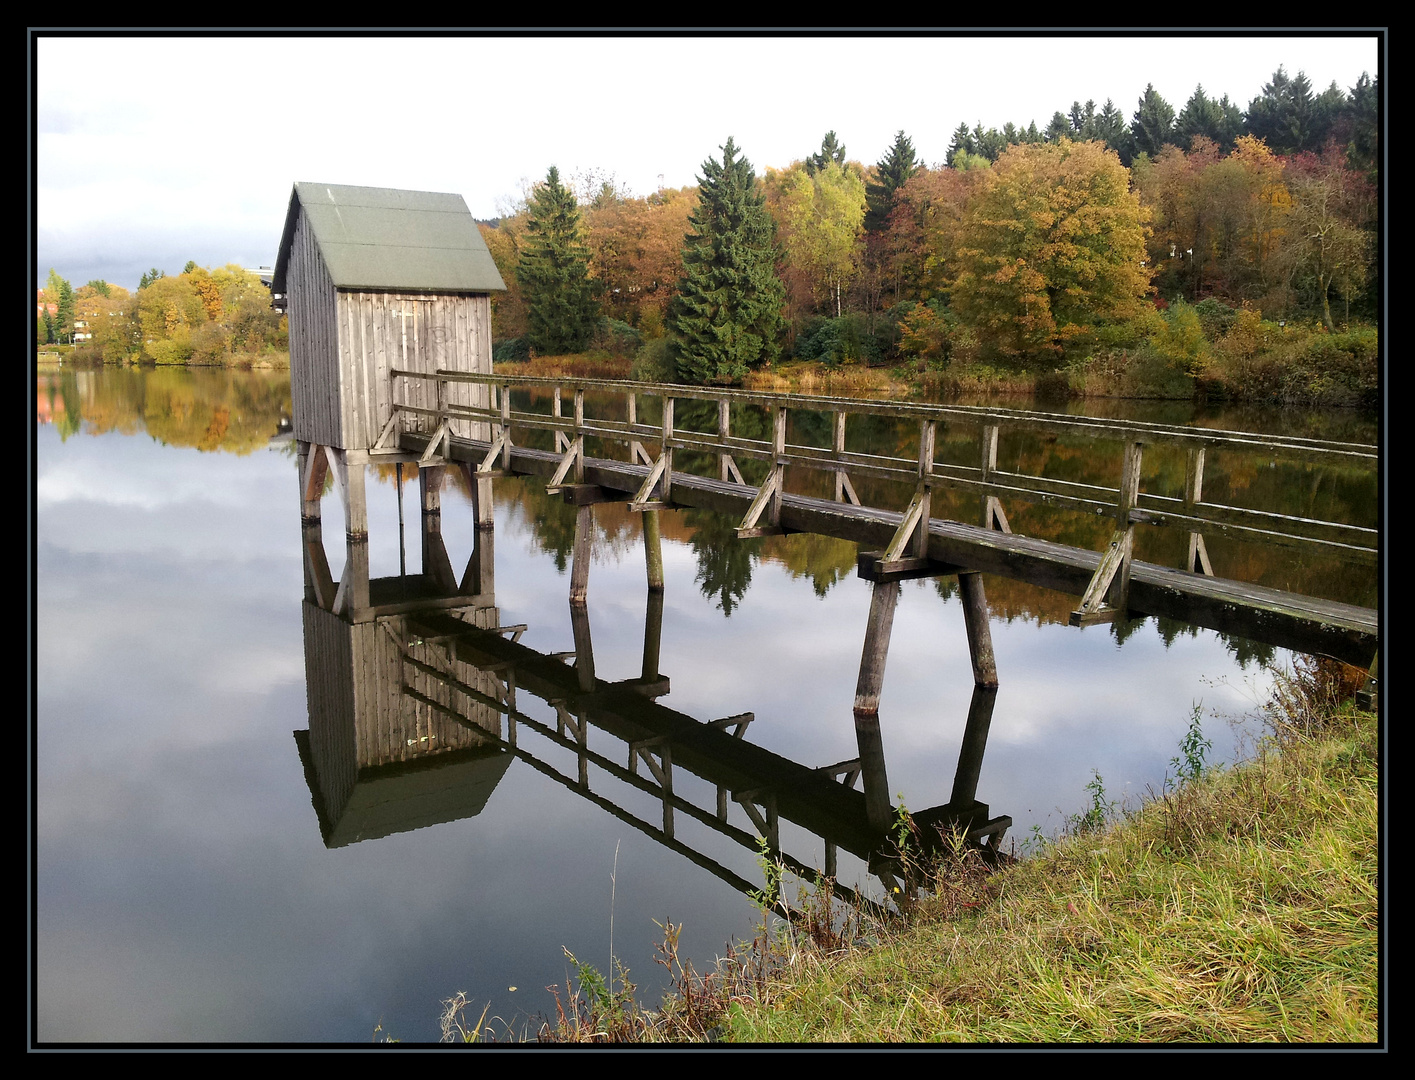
(726, 709, 1376, 1041)
(440, 657, 1378, 1045)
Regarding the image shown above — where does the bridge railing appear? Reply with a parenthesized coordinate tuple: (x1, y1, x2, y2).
(382, 370, 1377, 598)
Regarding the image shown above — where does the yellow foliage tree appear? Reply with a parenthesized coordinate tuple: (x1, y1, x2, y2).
(952, 138, 1152, 363)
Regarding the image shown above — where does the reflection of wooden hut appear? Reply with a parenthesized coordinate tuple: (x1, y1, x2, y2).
(295, 603, 512, 847)
(272, 182, 505, 454)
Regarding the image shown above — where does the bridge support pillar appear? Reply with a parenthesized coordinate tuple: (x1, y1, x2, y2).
(958, 572, 999, 687)
(569, 504, 593, 605)
(643, 509, 664, 590)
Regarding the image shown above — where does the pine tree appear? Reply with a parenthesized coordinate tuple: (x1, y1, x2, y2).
(669, 138, 786, 385)
(806, 131, 847, 175)
(1131, 84, 1176, 158)
(865, 130, 921, 232)
(517, 166, 599, 355)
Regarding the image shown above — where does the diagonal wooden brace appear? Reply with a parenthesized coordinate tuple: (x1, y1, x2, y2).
(1070, 526, 1134, 626)
(629, 452, 670, 510)
(544, 438, 583, 492)
(736, 466, 784, 537)
(372, 410, 402, 451)
(419, 418, 450, 463)
(477, 430, 508, 474)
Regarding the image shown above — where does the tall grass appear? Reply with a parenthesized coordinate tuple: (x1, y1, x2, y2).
(430, 655, 1378, 1044)
(724, 657, 1378, 1043)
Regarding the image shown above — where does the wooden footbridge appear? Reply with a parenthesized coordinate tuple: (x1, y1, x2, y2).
(301, 370, 1376, 673)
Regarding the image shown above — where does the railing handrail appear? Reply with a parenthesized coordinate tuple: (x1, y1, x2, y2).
(391, 367, 1378, 463)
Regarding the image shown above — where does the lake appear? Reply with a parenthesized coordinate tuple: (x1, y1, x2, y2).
(34, 366, 1376, 1043)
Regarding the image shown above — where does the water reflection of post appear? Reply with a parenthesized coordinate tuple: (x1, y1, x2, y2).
(948, 685, 998, 809)
(853, 580, 900, 834)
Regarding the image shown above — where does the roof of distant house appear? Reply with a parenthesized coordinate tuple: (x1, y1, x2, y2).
(272, 182, 506, 295)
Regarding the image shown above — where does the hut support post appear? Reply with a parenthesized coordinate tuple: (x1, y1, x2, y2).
(461, 520, 495, 598)
(854, 580, 900, 717)
(569, 599, 596, 692)
(333, 539, 370, 618)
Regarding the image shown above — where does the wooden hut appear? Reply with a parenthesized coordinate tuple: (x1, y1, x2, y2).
(273, 182, 505, 456)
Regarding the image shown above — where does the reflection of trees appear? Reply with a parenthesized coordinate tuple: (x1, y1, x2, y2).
(43, 366, 293, 454)
(684, 507, 760, 616)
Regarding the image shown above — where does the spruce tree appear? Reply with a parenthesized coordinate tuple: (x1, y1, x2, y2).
(669, 138, 786, 385)
(1131, 83, 1176, 158)
(865, 130, 921, 233)
(517, 166, 599, 355)
(807, 131, 847, 175)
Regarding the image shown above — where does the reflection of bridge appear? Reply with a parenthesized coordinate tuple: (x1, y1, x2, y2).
(294, 483, 1012, 911)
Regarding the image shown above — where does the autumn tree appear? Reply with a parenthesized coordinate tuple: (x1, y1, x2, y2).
(1282, 146, 1375, 329)
(880, 165, 983, 304)
(773, 160, 866, 318)
(516, 166, 599, 354)
(669, 138, 786, 384)
(583, 185, 696, 331)
(951, 138, 1152, 364)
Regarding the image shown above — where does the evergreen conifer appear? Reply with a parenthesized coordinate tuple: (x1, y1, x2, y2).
(669, 138, 786, 385)
(865, 130, 920, 233)
(517, 166, 599, 355)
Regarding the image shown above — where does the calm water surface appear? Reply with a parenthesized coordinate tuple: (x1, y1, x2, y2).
(35, 367, 1376, 1043)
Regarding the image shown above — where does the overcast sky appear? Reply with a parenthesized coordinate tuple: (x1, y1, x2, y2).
(32, 30, 1382, 293)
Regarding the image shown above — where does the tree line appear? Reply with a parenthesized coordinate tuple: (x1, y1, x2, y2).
(38, 261, 288, 365)
(482, 65, 1378, 390)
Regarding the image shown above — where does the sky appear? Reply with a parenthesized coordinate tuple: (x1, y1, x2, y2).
(32, 30, 1382, 294)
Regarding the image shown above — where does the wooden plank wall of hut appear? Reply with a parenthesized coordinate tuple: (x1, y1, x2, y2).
(338, 292, 494, 450)
(348, 612, 502, 769)
(288, 212, 343, 449)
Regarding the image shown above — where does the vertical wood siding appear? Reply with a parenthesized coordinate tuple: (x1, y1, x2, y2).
(288, 211, 342, 447)
(335, 292, 494, 449)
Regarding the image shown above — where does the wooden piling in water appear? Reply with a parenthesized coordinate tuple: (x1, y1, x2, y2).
(569, 504, 593, 605)
(958, 571, 999, 688)
(643, 509, 664, 591)
(854, 581, 900, 717)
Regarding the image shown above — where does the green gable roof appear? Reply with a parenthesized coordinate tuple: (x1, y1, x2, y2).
(273, 182, 506, 294)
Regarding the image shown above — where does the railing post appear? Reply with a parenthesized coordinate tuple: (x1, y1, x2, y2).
(915, 419, 934, 559)
(735, 403, 787, 537)
(574, 388, 585, 484)
(718, 399, 731, 483)
(1070, 439, 1142, 626)
(980, 423, 1010, 533)
(500, 382, 512, 471)
(833, 411, 859, 505)
(1184, 446, 1213, 575)
(660, 394, 674, 502)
